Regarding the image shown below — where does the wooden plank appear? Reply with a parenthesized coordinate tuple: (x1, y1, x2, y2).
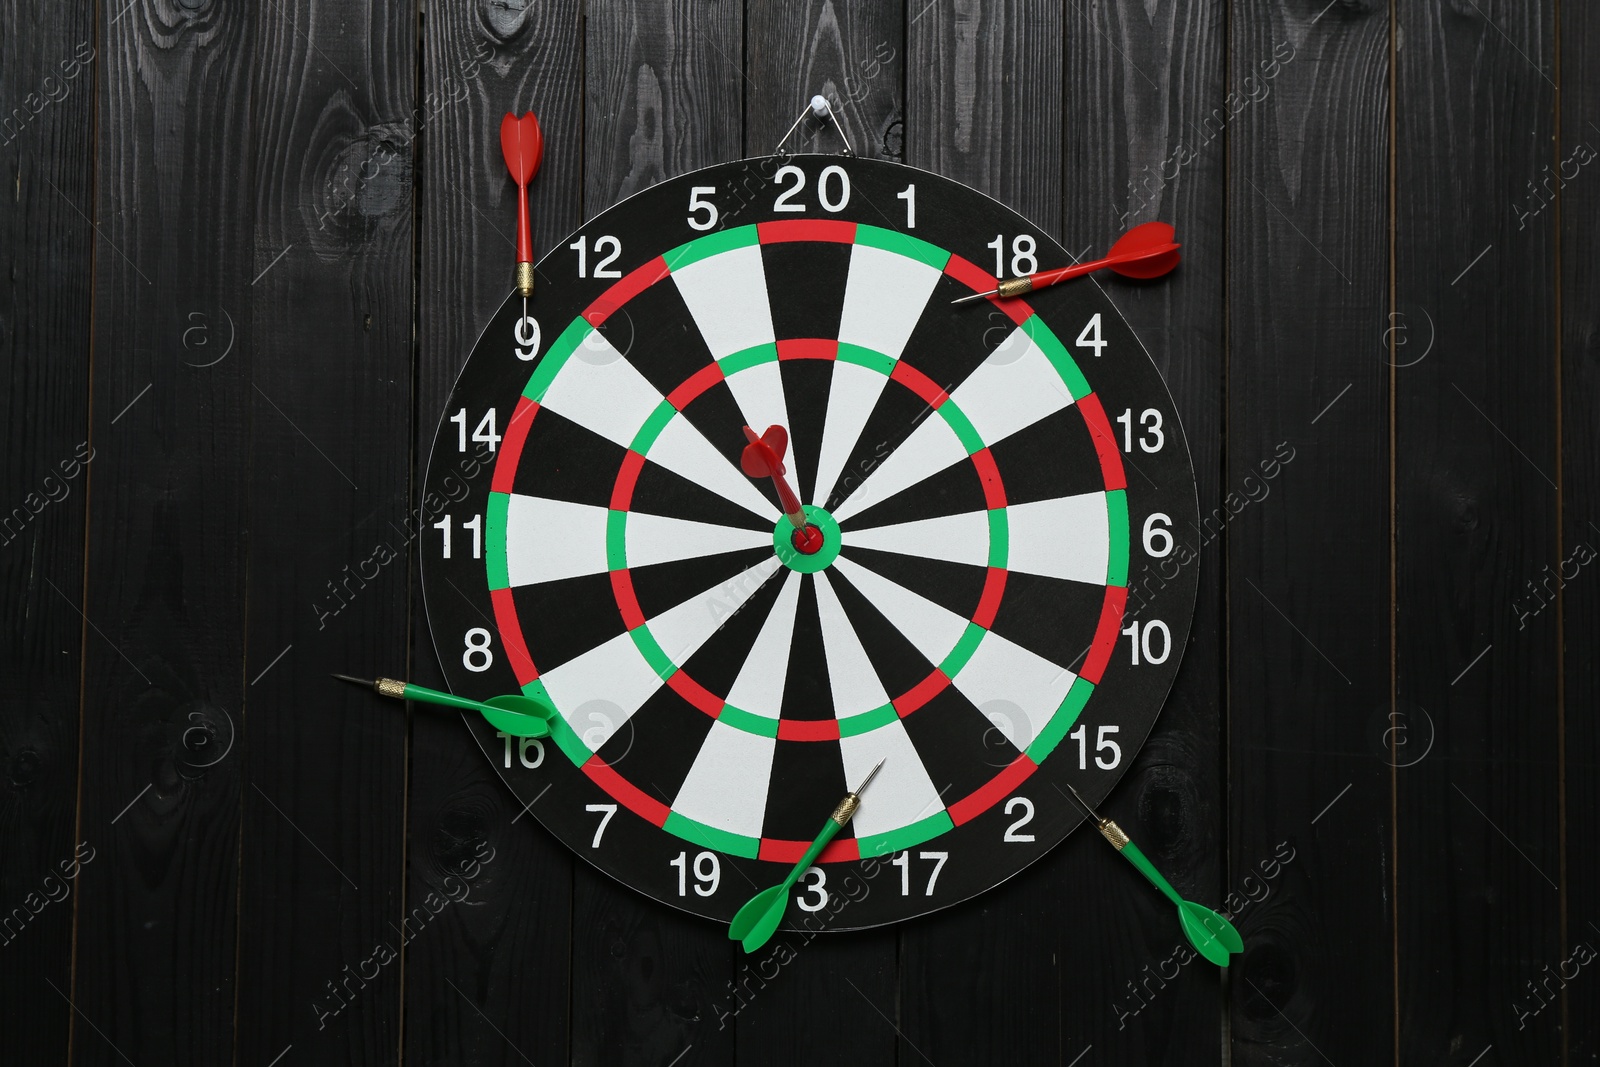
(1061, 0, 1227, 1060)
(233, 0, 416, 1061)
(72, 2, 256, 1062)
(744, 0, 904, 162)
(733, 4, 904, 1063)
(0, 2, 94, 1061)
(1561, 2, 1600, 1061)
(1392, 1, 1563, 1061)
(1226, 2, 1393, 1063)
(572, 3, 743, 1064)
(899, 4, 1064, 1064)
(404, 2, 582, 1064)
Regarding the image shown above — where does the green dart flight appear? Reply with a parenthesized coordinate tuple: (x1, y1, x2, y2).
(1062, 782, 1243, 967)
(729, 758, 885, 954)
(333, 673, 555, 738)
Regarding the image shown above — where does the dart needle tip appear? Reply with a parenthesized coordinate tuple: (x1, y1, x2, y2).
(853, 756, 887, 795)
(950, 291, 994, 306)
(331, 673, 373, 688)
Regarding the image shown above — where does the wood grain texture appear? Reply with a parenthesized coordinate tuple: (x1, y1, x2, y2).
(1062, 0, 1227, 1060)
(1393, 2, 1562, 1061)
(1226, 1, 1394, 1063)
(0, 1, 94, 1062)
(905, 0, 1063, 235)
(74, 1, 257, 1062)
(573, 3, 743, 1063)
(899, 3, 1066, 1064)
(234, 0, 416, 1061)
(744, 0, 904, 161)
(734, 6, 903, 1063)
(1560, 1, 1600, 1060)
(406, 2, 583, 1065)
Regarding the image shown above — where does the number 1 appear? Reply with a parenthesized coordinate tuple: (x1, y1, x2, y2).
(897, 183, 916, 228)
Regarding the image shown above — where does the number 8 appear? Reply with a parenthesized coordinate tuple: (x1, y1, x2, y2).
(463, 627, 494, 672)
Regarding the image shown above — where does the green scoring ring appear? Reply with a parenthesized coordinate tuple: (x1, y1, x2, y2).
(772, 505, 842, 572)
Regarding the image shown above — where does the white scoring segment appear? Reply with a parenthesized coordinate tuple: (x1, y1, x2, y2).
(833, 555, 1077, 744)
(623, 511, 772, 571)
(671, 721, 776, 839)
(837, 243, 943, 359)
(949, 323, 1082, 441)
(503, 496, 609, 586)
(539, 555, 781, 748)
(829, 412, 969, 523)
(813, 572, 892, 718)
(503, 497, 773, 586)
(723, 570, 802, 717)
(953, 636, 1077, 752)
(638, 414, 777, 520)
(810, 244, 943, 507)
(1004, 494, 1111, 585)
(831, 556, 968, 666)
(722, 360, 795, 469)
(832, 323, 1085, 524)
(841, 725, 946, 842)
(841, 510, 991, 570)
(810, 360, 891, 508)
(537, 333, 663, 448)
(537, 330, 775, 521)
(671, 243, 777, 358)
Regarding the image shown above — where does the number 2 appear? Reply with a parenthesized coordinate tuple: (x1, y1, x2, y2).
(1003, 796, 1036, 842)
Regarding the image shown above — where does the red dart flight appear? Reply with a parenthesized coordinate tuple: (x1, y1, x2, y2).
(740, 425, 824, 554)
(500, 110, 544, 297)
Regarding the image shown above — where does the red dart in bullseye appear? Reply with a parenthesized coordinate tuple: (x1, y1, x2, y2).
(500, 110, 545, 306)
(951, 220, 1181, 305)
(740, 425, 824, 554)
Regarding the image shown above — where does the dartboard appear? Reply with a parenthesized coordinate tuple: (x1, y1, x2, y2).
(421, 155, 1198, 929)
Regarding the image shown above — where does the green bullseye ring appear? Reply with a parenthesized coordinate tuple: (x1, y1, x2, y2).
(773, 505, 842, 573)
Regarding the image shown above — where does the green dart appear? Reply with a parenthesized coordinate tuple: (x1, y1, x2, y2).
(729, 757, 885, 953)
(1062, 782, 1243, 967)
(332, 673, 554, 739)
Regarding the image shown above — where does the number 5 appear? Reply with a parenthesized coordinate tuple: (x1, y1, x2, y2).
(687, 186, 718, 231)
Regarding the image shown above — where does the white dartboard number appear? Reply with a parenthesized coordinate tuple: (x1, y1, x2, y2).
(796, 867, 828, 912)
(986, 234, 1038, 278)
(497, 732, 544, 769)
(585, 804, 617, 848)
(1076, 313, 1107, 357)
(1116, 408, 1165, 452)
(432, 514, 482, 560)
(1121, 618, 1172, 665)
(687, 186, 719, 231)
(1143, 513, 1174, 558)
(569, 235, 622, 278)
(891, 851, 950, 896)
(449, 408, 501, 452)
(670, 851, 721, 896)
(1071, 724, 1122, 769)
(513, 315, 541, 361)
(897, 183, 916, 227)
(772, 164, 851, 213)
(462, 627, 494, 672)
(1003, 796, 1037, 842)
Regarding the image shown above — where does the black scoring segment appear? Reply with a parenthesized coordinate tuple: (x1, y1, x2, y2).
(838, 453, 986, 530)
(780, 576, 834, 721)
(614, 275, 718, 399)
(838, 547, 986, 624)
(596, 687, 716, 804)
(628, 454, 774, 531)
(778, 358, 834, 505)
(764, 733, 848, 842)
(985, 404, 1108, 505)
(985, 569, 1105, 669)
(825, 568, 937, 699)
(510, 407, 628, 508)
(760, 239, 852, 343)
(899, 686, 1016, 804)
(510, 572, 627, 675)
(676, 568, 790, 697)
(627, 548, 776, 625)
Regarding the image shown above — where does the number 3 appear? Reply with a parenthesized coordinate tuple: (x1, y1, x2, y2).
(796, 867, 828, 912)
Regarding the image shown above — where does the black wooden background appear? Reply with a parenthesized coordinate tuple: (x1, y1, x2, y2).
(2, 0, 1595, 1063)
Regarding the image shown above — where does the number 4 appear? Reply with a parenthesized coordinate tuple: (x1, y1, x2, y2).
(1076, 313, 1106, 357)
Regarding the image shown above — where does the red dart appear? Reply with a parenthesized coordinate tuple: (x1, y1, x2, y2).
(500, 111, 545, 298)
(740, 425, 824, 554)
(951, 221, 1181, 305)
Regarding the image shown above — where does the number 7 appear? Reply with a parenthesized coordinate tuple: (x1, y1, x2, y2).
(585, 803, 617, 848)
